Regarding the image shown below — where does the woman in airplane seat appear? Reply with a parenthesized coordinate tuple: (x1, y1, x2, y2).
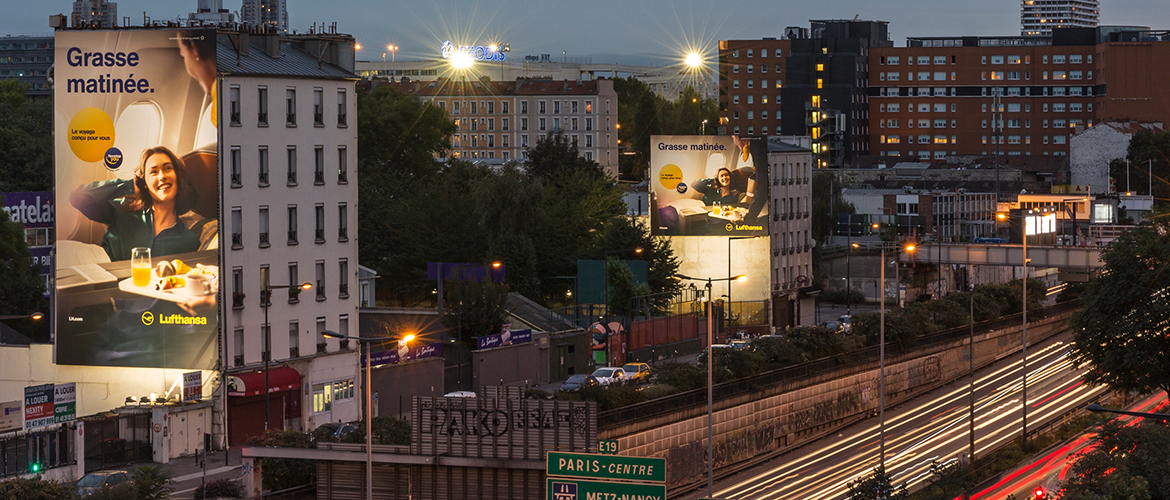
(70, 146, 213, 262)
(696, 167, 744, 207)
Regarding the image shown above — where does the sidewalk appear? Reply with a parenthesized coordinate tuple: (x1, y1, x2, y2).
(113, 447, 244, 499)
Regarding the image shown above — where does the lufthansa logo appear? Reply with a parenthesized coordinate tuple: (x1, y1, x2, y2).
(104, 147, 123, 170)
(676, 182, 688, 194)
(141, 311, 154, 325)
(440, 40, 454, 59)
(726, 223, 734, 232)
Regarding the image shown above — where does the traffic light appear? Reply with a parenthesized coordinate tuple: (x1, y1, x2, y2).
(1034, 486, 1047, 499)
(29, 462, 40, 473)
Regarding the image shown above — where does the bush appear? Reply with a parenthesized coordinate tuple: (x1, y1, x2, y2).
(524, 387, 552, 400)
(340, 415, 411, 446)
(193, 478, 243, 500)
(245, 429, 316, 492)
(0, 477, 79, 499)
(131, 465, 173, 500)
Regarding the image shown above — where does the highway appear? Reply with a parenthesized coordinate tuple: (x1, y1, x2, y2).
(678, 329, 1106, 500)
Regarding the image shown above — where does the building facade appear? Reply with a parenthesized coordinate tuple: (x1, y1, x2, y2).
(241, 0, 288, 33)
(0, 35, 53, 97)
(766, 139, 816, 329)
(720, 21, 892, 168)
(218, 31, 361, 444)
(189, 0, 235, 24)
(378, 77, 621, 177)
(71, 0, 117, 28)
(1022, 0, 1099, 36)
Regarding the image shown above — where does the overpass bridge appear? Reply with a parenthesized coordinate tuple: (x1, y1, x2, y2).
(905, 243, 1104, 271)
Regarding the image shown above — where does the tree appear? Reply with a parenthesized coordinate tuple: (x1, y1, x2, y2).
(1070, 219, 1170, 400)
(0, 80, 52, 193)
(605, 258, 651, 316)
(1108, 129, 1170, 205)
(131, 465, 174, 500)
(845, 465, 908, 500)
(0, 210, 47, 339)
(341, 415, 411, 446)
(0, 476, 78, 500)
(440, 279, 510, 344)
(245, 429, 316, 492)
(1060, 419, 1170, 500)
(811, 170, 855, 244)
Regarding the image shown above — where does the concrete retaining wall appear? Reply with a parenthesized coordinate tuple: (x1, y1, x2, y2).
(608, 310, 1073, 487)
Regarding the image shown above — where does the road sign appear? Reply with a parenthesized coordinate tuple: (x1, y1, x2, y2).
(24, 383, 54, 430)
(547, 478, 666, 500)
(597, 439, 618, 455)
(54, 383, 76, 424)
(547, 451, 666, 483)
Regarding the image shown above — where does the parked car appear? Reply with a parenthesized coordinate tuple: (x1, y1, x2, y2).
(559, 374, 600, 392)
(821, 321, 842, 333)
(621, 362, 652, 381)
(77, 470, 132, 497)
(591, 367, 627, 386)
(837, 315, 853, 334)
(729, 340, 753, 351)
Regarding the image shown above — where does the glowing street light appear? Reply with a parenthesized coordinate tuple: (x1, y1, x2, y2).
(386, 44, 398, 63)
(685, 52, 703, 68)
(450, 50, 474, 69)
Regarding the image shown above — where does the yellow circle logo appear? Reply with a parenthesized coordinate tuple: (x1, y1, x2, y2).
(141, 311, 154, 326)
(725, 223, 734, 232)
(658, 164, 683, 191)
(67, 107, 116, 163)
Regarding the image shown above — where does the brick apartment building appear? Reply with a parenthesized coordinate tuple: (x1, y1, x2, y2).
(721, 24, 1170, 165)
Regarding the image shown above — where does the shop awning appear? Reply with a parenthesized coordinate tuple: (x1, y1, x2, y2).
(227, 367, 301, 397)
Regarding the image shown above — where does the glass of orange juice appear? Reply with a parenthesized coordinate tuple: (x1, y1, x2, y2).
(131, 247, 151, 287)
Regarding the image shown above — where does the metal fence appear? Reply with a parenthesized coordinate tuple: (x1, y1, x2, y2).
(599, 300, 1081, 429)
(0, 425, 76, 478)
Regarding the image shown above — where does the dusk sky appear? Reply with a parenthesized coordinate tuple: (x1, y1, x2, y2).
(7, 0, 1169, 66)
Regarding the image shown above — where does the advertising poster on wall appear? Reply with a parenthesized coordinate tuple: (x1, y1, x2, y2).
(649, 135, 769, 237)
(53, 29, 219, 369)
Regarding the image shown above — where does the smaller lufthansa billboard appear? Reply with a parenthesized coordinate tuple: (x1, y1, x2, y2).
(650, 135, 769, 237)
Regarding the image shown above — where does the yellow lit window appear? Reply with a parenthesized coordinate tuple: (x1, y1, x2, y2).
(817, 63, 824, 71)
(822, 48, 828, 54)
(812, 127, 821, 139)
(817, 79, 823, 89)
(762, 97, 768, 103)
(812, 95, 821, 107)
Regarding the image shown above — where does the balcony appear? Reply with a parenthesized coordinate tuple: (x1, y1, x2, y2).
(289, 287, 301, 303)
(261, 351, 270, 362)
(259, 232, 269, 247)
(313, 110, 324, 126)
(233, 354, 244, 367)
(337, 113, 347, 127)
(339, 339, 350, 350)
(317, 342, 327, 353)
(338, 228, 348, 241)
(258, 112, 268, 125)
(287, 171, 297, 185)
(339, 283, 349, 298)
(259, 289, 271, 307)
(230, 111, 241, 125)
(231, 173, 241, 187)
(338, 171, 348, 184)
(231, 233, 242, 249)
(259, 172, 269, 185)
(315, 229, 325, 243)
(316, 282, 325, 300)
(232, 292, 245, 309)
(287, 230, 298, 244)
(286, 113, 296, 126)
(314, 171, 325, 185)
(289, 347, 299, 358)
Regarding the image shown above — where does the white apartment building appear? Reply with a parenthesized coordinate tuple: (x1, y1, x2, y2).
(767, 139, 816, 328)
(1021, 0, 1099, 36)
(218, 32, 360, 444)
(71, 0, 117, 28)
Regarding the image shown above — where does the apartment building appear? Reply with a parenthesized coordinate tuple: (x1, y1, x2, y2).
(381, 77, 620, 177)
(767, 139, 817, 328)
(1022, 0, 1099, 36)
(0, 35, 53, 97)
(71, 0, 117, 28)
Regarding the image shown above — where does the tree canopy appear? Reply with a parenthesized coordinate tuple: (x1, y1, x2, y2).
(613, 77, 719, 182)
(0, 81, 51, 193)
(1060, 419, 1170, 500)
(1070, 218, 1170, 400)
(356, 87, 680, 314)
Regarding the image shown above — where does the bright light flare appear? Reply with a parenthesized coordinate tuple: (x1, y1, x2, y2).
(685, 52, 702, 67)
(450, 50, 474, 69)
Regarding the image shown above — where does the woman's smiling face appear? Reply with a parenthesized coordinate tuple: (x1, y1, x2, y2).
(717, 169, 731, 187)
(143, 153, 178, 205)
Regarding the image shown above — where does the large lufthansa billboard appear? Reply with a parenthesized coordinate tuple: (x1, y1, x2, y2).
(54, 29, 219, 369)
(650, 135, 769, 236)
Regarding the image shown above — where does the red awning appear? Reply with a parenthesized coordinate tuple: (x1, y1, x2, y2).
(227, 367, 301, 397)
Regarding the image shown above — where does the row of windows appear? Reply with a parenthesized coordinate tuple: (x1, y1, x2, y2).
(313, 379, 356, 414)
(230, 202, 349, 251)
(877, 54, 1091, 65)
(0, 42, 51, 50)
(731, 64, 782, 74)
(874, 86, 1094, 97)
(729, 48, 783, 58)
(231, 258, 350, 312)
(229, 145, 348, 188)
(228, 85, 347, 128)
(731, 80, 782, 89)
(730, 110, 780, 121)
(0, 56, 51, 63)
(231, 314, 351, 366)
(439, 99, 597, 115)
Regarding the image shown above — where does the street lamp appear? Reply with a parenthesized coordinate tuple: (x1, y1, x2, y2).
(261, 281, 312, 432)
(701, 119, 708, 135)
(322, 330, 414, 500)
(1060, 196, 1089, 246)
(850, 241, 913, 471)
(0, 312, 45, 321)
(386, 44, 398, 62)
(997, 208, 1053, 443)
(672, 273, 746, 498)
(1086, 404, 1170, 422)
